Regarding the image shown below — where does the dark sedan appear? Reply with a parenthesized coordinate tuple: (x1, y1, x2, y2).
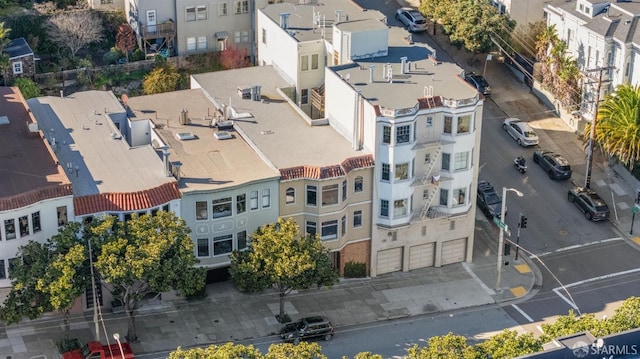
(567, 187, 610, 221)
(463, 72, 491, 96)
(533, 150, 572, 180)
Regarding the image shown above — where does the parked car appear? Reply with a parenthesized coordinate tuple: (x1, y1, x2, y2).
(533, 150, 572, 180)
(280, 316, 334, 344)
(477, 181, 504, 220)
(463, 72, 491, 96)
(502, 118, 539, 147)
(395, 8, 428, 32)
(567, 187, 610, 221)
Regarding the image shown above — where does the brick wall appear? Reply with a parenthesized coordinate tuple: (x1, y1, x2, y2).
(340, 240, 370, 276)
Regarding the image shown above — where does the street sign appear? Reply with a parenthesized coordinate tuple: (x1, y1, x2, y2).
(633, 204, 640, 214)
(493, 216, 507, 231)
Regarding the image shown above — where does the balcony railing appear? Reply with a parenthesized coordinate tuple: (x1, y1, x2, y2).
(141, 21, 176, 38)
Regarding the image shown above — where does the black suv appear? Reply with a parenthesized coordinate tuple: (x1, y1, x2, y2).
(568, 187, 610, 221)
(477, 181, 504, 220)
(463, 72, 491, 96)
(280, 316, 334, 344)
(533, 150, 572, 180)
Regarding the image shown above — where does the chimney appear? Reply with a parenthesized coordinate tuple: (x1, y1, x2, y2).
(369, 65, 375, 83)
(279, 13, 290, 29)
(163, 151, 171, 177)
(400, 57, 407, 75)
(335, 9, 342, 23)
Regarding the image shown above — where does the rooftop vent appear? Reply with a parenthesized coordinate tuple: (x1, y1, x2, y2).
(215, 131, 233, 140)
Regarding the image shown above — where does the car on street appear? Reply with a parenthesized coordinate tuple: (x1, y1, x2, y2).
(533, 150, 572, 180)
(463, 72, 491, 96)
(567, 186, 610, 221)
(395, 8, 428, 32)
(280, 316, 334, 344)
(502, 118, 539, 147)
(477, 181, 504, 220)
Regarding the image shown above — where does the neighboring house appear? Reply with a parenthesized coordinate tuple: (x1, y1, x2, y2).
(27, 91, 182, 309)
(544, 0, 640, 128)
(3, 38, 35, 85)
(191, 66, 375, 275)
(87, 0, 125, 11)
(0, 87, 74, 290)
(491, 0, 548, 26)
(125, 0, 267, 58)
(257, 0, 388, 118)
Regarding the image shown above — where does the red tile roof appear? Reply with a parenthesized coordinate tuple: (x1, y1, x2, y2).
(0, 184, 73, 211)
(279, 154, 374, 180)
(74, 182, 182, 215)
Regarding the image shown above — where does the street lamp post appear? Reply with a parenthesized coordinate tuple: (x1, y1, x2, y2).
(496, 187, 523, 291)
(113, 333, 124, 359)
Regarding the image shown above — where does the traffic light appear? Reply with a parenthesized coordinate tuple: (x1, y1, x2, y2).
(520, 215, 528, 229)
(504, 243, 511, 256)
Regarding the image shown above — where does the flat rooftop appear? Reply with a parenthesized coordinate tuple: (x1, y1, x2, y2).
(0, 87, 70, 199)
(27, 91, 175, 197)
(261, 0, 386, 43)
(332, 26, 479, 111)
(192, 66, 369, 169)
(125, 89, 280, 193)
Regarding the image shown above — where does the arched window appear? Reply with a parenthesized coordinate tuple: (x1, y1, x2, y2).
(354, 176, 364, 192)
(285, 187, 295, 204)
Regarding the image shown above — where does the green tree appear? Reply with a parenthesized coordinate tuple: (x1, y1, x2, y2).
(475, 330, 541, 359)
(93, 212, 206, 342)
(229, 217, 338, 321)
(539, 311, 611, 343)
(609, 296, 640, 330)
(168, 343, 263, 359)
(115, 24, 136, 62)
(0, 223, 91, 337)
(142, 63, 181, 94)
(264, 342, 327, 359)
(14, 77, 41, 99)
(343, 352, 384, 359)
(0, 21, 11, 80)
(587, 84, 640, 169)
(406, 332, 476, 359)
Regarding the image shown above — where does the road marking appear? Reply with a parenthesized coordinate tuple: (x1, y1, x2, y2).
(536, 325, 544, 334)
(511, 304, 534, 323)
(552, 287, 580, 312)
(531, 237, 622, 258)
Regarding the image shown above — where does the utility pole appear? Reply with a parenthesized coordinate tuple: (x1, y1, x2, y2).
(584, 66, 614, 189)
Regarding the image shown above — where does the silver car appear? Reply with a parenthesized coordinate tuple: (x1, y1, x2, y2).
(502, 118, 539, 147)
(395, 8, 428, 33)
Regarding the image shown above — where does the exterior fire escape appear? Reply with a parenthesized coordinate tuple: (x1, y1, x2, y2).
(411, 136, 449, 221)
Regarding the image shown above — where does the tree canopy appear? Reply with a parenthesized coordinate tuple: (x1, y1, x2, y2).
(44, 10, 104, 59)
(14, 77, 41, 99)
(115, 24, 136, 62)
(142, 59, 182, 94)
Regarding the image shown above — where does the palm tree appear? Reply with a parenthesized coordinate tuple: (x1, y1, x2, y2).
(586, 84, 640, 169)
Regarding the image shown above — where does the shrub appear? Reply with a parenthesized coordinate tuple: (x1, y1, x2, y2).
(56, 337, 80, 354)
(344, 261, 367, 278)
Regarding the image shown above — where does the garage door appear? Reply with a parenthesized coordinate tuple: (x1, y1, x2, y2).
(409, 243, 435, 270)
(376, 247, 402, 275)
(441, 238, 467, 265)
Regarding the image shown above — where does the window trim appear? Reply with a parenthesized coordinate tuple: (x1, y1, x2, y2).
(321, 220, 338, 240)
(197, 238, 210, 257)
(353, 210, 363, 227)
(306, 185, 317, 207)
(12, 62, 23, 75)
(285, 187, 295, 204)
(262, 189, 271, 208)
(322, 184, 339, 206)
(196, 201, 208, 221)
(380, 199, 389, 218)
(354, 176, 364, 192)
(213, 234, 233, 256)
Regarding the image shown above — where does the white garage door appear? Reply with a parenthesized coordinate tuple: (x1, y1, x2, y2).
(409, 243, 435, 270)
(441, 238, 467, 265)
(377, 247, 402, 275)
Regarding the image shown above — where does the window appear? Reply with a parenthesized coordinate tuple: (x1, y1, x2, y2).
(426, 116, 433, 127)
(32, 212, 41, 233)
(13, 62, 23, 75)
(187, 37, 197, 51)
(196, 201, 208, 220)
(382, 163, 390, 181)
(311, 54, 319, 69)
(301, 89, 309, 105)
(395, 163, 409, 181)
(198, 36, 207, 50)
(423, 189, 429, 199)
(306, 185, 317, 206)
(197, 5, 207, 20)
(57, 206, 68, 226)
(197, 238, 209, 257)
(425, 153, 431, 164)
(250, 191, 258, 210)
(301, 55, 309, 71)
(322, 184, 339, 206)
(444, 116, 452, 134)
(186, 6, 196, 21)
(354, 176, 363, 192)
(213, 234, 233, 255)
(453, 188, 466, 206)
(394, 199, 407, 217)
(441, 153, 451, 171)
(262, 189, 271, 208)
(306, 221, 317, 236)
(237, 194, 246, 213)
(219, 2, 227, 15)
(5, 219, 15, 239)
(151, 208, 159, 216)
(454, 152, 469, 171)
(147, 9, 156, 23)
(262, 28, 266, 44)
(242, 31, 249, 43)
(341, 216, 346, 237)
(458, 115, 471, 134)
(380, 200, 389, 217)
(237, 230, 248, 250)
(396, 125, 410, 144)
(163, 204, 170, 212)
(286, 188, 295, 204)
(234, 0, 248, 14)
(212, 197, 232, 218)
(0, 260, 4, 280)
(19, 216, 29, 237)
(342, 180, 347, 201)
(353, 210, 362, 227)
(439, 188, 448, 206)
(382, 126, 391, 144)
(321, 220, 338, 240)
(234, 31, 241, 44)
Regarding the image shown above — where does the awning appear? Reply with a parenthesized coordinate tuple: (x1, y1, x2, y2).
(214, 31, 228, 39)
